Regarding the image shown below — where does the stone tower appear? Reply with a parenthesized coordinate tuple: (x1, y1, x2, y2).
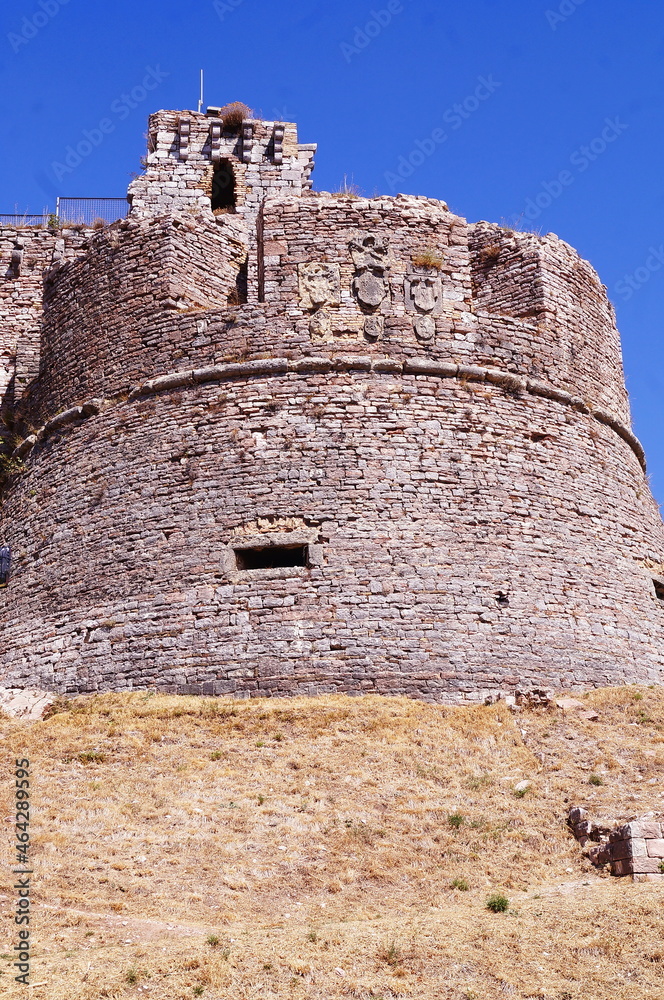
(1, 105, 663, 701)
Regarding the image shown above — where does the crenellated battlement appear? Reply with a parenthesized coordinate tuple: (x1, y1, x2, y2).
(127, 107, 315, 221)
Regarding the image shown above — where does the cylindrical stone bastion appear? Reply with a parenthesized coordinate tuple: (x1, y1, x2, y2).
(1, 109, 663, 701)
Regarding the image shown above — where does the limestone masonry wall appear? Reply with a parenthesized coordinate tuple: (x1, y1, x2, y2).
(0, 227, 89, 450)
(26, 214, 249, 425)
(1, 106, 663, 699)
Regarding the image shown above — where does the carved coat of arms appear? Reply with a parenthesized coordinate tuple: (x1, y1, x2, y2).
(349, 233, 390, 339)
(299, 262, 341, 339)
(299, 262, 341, 310)
(404, 266, 443, 343)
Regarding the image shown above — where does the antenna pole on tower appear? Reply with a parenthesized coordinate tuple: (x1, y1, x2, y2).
(198, 70, 204, 113)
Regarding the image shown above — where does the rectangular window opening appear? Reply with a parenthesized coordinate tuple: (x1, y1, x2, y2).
(234, 544, 309, 571)
(654, 579, 664, 605)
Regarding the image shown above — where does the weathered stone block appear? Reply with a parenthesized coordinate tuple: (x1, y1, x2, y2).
(631, 857, 664, 875)
(646, 839, 664, 858)
(588, 844, 611, 866)
(611, 838, 647, 861)
(611, 859, 631, 877)
(618, 822, 662, 840)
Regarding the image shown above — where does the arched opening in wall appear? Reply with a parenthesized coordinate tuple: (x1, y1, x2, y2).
(211, 159, 236, 213)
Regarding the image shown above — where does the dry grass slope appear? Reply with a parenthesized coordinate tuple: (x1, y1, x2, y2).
(1, 686, 664, 999)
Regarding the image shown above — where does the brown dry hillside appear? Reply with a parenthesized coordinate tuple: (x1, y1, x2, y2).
(1, 687, 664, 1000)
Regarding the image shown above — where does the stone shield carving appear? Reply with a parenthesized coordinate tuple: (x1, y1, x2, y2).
(350, 233, 390, 311)
(413, 315, 435, 342)
(405, 269, 443, 315)
(353, 270, 386, 309)
(350, 233, 390, 272)
(350, 233, 390, 339)
(309, 310, 331, 339)
(405, 267, 443, 343)
(299, 262, 341, 310)
(363, 315, 384, 341)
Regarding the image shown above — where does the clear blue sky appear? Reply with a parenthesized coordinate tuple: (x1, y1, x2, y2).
(1, 0, 662, 504)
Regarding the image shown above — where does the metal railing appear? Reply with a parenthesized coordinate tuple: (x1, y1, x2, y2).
(1, 198, 129, 229)
(0, 214, 49, 227)
(56, 197, 128, 226)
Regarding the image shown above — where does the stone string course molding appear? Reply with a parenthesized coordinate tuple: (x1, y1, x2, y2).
(10, 357, 647, 472)
(1, 105, 664, 698)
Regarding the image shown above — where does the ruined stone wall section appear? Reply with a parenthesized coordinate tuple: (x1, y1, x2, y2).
(470, 224, 545, 319)
(537, 236, 629, 422)
(469, 222, 630, 422)
(260, 193, 472, 343)
(569, 807, 664, 882)
(0, 227, 90, 409)
(22, 215, 249, 426)
(127, 110, 315, 220)
(16, 196, 637, 451)
(1, 372, 663, 697)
